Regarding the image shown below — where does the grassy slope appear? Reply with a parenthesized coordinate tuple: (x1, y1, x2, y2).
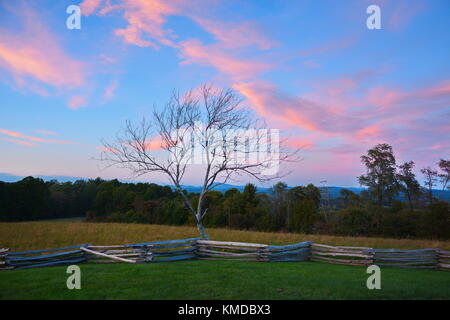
(1, 221, 450, 251)
(1, 261, 449, 300)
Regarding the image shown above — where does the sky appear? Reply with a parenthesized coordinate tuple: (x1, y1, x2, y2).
(0, 0, 449, 188)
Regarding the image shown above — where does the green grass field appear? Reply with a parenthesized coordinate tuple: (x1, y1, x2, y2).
(1, 260, 449, 299)
(1, 221, 449, 300)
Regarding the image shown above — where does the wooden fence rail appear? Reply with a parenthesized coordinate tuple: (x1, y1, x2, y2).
(1, 239, 449, 271)
(5, 244, 89, 270)
(80, 246, 148, 264)
(437, 249, 450, 270)
(366, 248, 439, 269)
(128, 237, 200, 262)
(267, 241, 311, 262)
(311, 243, 373, 266)
(197, 240, 270, 262)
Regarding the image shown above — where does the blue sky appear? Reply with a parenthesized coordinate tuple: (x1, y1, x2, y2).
(0, 0, 449, 187)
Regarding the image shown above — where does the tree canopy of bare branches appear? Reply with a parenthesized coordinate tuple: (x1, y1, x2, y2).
(100, 84, 298, 239)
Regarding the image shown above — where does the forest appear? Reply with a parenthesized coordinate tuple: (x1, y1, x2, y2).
(0, 144, 449, 240)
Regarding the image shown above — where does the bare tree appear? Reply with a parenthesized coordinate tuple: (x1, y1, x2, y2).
(397, 161, 421, 211)
(100, 84, 298, 239)
(421, 166, 439, 205)
(438, 159, 450, 191)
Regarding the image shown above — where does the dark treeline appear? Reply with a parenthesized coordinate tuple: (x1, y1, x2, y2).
(0, 178, 449, 240)
(0, 144, 449, 240)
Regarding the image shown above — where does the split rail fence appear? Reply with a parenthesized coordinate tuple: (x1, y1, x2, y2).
(311, 243, 372, 266)
(1, 238, 449, 271)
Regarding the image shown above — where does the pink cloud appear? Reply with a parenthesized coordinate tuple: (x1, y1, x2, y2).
(99, 135, 164, 153)
(81, 0, 275, 81)
(96, 0, 179, 48)
(35, 130, 57, 136)
(297, 36, 355, 58)
(103, 79, 118, 101)
(99, 53, 117, 64)
(233, 75, 450, 174)
(366, 80, 450, 115)
(356, 125, 381, 140)
(361, 0, 425, 31)
(366, 86, 403, 110)
(419, 80, 450, 100)
(82, 0, 274, 51)
(234, 80, 365, 134)
(283, 136, 316, 150)
(178, 40, 272, 81)
(96, 145, 117, 153)
(387, 0, 425, 31)
(144, 138, 164, 151)
(76, 0, 446, 185)
(0, 129, 77, 145)
(80, 0, 103, 15)
(0, 6, 85, 90)
(0, 137, 36, 147)
(68, 96, 88, 110)
(303, 60, 321, 69)
(430, 144, 444, 151)
(232, 81, 271, 116)
(191, 17, 276, 50)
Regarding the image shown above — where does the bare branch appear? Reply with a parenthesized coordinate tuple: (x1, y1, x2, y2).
(99, 84, 301, 239)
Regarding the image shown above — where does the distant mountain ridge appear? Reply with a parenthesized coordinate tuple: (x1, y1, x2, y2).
(0, 173, 87, 183)
(1, 172, 448, 201)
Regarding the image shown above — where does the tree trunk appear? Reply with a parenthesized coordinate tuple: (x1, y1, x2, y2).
(195, 192, 210, 239)
(175, 186, 210, 239)
(196, 220, 210, 240)
(406, 190, 413, 212)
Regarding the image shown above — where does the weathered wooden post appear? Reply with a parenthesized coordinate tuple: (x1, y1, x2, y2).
(81, 244, 90, 264)
(194, 239, 200, 260)
(145, 244, 154, 262)
(437, 249, 450, 271)
(307, 242, 312, 261)
(368, 249, 375, 266)
(0, 248, 11, 270)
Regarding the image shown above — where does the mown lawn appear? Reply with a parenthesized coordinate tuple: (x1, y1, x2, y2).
(1, 221, 449, 300)
(1, 260, 449, 300)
